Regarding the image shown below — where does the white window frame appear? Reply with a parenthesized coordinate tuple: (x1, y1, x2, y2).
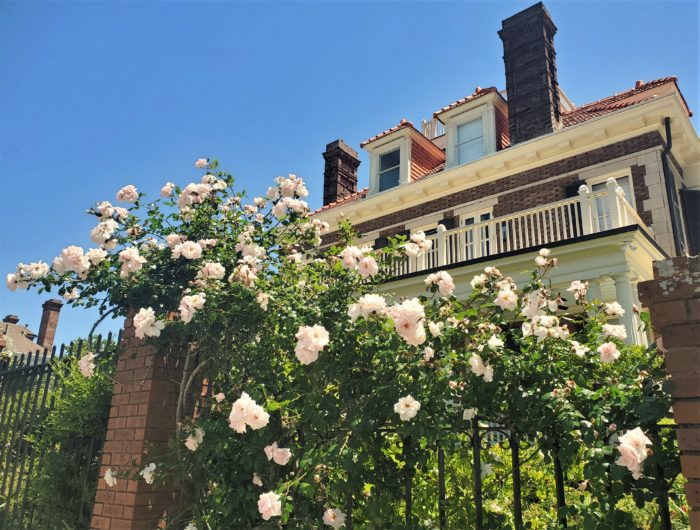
(585, 169, 636, 209)
(368, 135, 411, 196)
(444, 104, 496, 169)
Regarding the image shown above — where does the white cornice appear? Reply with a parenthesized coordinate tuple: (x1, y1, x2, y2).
(316, 93, 699, 231)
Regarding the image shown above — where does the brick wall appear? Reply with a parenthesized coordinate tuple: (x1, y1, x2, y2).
(322, 131, 664, 245)
(639, 256, 700, 529)
(91, 315, 184, 530)
(495, 104, 511, 151)
(410, 137, 445, 181)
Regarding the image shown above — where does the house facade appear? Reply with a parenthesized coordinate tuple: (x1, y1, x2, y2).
(314, 2, 700, 346)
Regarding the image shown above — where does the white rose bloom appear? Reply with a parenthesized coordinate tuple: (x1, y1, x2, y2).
(134, 308, 165, 339)
(425, 271, 455, 296)
(252, 473, 263, 487)
(116, 184, 138, 203)
(570, 341, 590, 357)
(63, 288, 80, 300)
(494, 289, 518, 311)
(604, 302, 626, 317)
(194, 158, 209, 168)
(139, 463, 156, 484)
(294, 325, 330, 365)
(78, 352, 97, 378)
(104, 468, 117, 488)
(173, 241, 203, 260)
(179, 293, 206, 324)
(487, 335, 504, 350)
(602, 324, 627, 341)
(258, 491, 282, 521)
(323, 508, 346, 529)
(160, 182, 175, 197)
(428, 321, 444, 337)
(423, 346, 434, 361)
(394, 395, 421, 422)
(118, 247, 147, 277)
(196, 262, 226, 281)
(86, 248, 108, 266)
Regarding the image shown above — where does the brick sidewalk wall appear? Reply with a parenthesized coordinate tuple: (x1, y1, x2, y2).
(639, 255, 700, 529)
(90, 314, 185, 530)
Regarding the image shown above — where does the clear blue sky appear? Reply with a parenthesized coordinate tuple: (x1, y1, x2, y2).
(1, 0, 698, 346)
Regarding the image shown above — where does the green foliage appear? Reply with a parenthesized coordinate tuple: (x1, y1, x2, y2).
(27, 351, 115, 529)
(10, 162, 687, 529)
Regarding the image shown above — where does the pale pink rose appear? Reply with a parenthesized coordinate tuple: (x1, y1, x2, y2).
(535, 256, 548, 267)
(618, 427, 652, 458)
(394, 395, 421, 421)
(423, 346, 434, 361)
(104, 468, 117, 488)
(339, 246, 363, 270)
(604, 302, 626, 317)
(258, 491, 282, 520)
(229, 392, 254, 433)
(246, 404, 270, 430)
(616, 443, 642, 478)
(134, 307, 165, 339)
(539, 248, 550, 257)
(173, 241, 203, 260)
(570, 341, 590, 357)
(264, 442, 292, 465)
(214, 392, 225, 403)
(195, 158, 209, 168)
(118, 247, 147, 277)
(425, 271, 455, 296)
(252, 473, 263, 487)
(86, 248, 107, 266)
(597, 342, 620, 363)
(166, 234, 185, 247)
(160, 182, 175, 197)
(116, 185, 138, 203)
(323, 508, 346, 529)
(61, 246, 91, 274)
(196, 262, 225, 281)
(494, 289, 518, 311)
(179, 293, 206, 323)
(294, 325, 330, 365)
(358, 256, 379, 278)
(567, 280, 589, 301)
(63, 288, 80, 300)
(184, 435, 199, 451)
(602, 324, 627, 341)
(388, 298, 426, 346)
(78, 352, 97, 378)
(428, 321, 443, 337)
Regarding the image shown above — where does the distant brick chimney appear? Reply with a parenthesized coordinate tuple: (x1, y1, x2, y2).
(37, 299, 63, 351)
(499, 2, 562, 144)
(322, 139, 360, 206)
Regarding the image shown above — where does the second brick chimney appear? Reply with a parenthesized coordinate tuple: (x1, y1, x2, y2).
(499, 2, 562, 144)
(37, 299, 63, 351)
(322, 139, 360, 206)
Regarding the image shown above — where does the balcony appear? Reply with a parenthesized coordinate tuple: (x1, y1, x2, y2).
(388, 179, 653, 277)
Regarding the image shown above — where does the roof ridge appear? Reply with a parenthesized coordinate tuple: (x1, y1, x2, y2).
(564, 77, 678, 114)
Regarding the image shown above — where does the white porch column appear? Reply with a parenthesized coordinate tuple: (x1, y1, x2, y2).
(436, 224, 447, 267)
(612, 273, 644, 345)
(577, 185, 594, 235)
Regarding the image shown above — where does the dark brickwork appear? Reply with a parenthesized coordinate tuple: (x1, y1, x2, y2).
(631, 164, 653, 226)
(410, 137, 445, 181)
(323, 140, 360, 206)
(639, 256, 700, 529)
(499, 3, 562, 144)
(493, 174, 579, 217)
(37, 299, 62, 350)
(321, 131, 663, 245)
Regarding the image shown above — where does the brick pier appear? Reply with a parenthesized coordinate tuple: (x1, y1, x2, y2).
(639, 255, 700, 529)
(90, 315, 184, 530)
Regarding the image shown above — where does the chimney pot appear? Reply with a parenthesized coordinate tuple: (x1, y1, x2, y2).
(3, 315, 19, 324)
(37, 299, 63, 351)
(635, 80, 644, 89)
(322, 139, 360, 206)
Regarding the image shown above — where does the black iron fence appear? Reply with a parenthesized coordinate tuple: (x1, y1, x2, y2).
(341, 420, 679, 530)
(0, 334, 117, 530)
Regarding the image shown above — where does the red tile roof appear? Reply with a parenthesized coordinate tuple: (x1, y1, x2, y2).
(313, 188, 369, 214)
(360, 118, 415, 148)
(562, 77, 691, 126)
(433, 87, 499, 119)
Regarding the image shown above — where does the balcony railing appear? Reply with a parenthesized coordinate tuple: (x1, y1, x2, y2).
(389, 179, 649, 277)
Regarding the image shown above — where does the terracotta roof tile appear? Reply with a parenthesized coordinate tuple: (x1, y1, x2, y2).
(313, 188, 369, 214)
(562, 77, 691, 126)
(360, 119, 415, 148)
(433, 87, 498, 119)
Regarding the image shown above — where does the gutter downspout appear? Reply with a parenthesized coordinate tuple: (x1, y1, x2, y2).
(660, 117, 683, 256)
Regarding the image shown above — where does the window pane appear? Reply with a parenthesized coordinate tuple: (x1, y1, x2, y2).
(379, 149, 400, 172)
(457, 118, 483, 144)
(379, 167, 400, 191)
(592, 177, 632, 231)
(457, 139, 484, 165)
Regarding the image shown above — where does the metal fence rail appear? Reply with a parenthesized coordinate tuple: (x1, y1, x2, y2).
(0, 334, 117, 530)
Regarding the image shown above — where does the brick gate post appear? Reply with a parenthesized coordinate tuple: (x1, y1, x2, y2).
(639, 255, 700, 529)
(90, 314, 185, 530)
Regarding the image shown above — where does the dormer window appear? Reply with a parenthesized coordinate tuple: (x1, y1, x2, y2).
(456, 118, 485, 165)
(433, 87, 509, 170)
(378, 149, 401, 191)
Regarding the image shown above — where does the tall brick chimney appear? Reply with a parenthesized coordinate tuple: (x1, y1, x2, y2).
(322, 139, 360, 206)
(499, 2, 562, 144)
(37, 299, 63, 351)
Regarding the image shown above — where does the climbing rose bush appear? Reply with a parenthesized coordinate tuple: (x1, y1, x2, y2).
(7, 159, 679, 529)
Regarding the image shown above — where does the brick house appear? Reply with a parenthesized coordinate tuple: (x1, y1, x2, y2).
(0, 299, 63, 359)
(314, 2, 699, 346)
